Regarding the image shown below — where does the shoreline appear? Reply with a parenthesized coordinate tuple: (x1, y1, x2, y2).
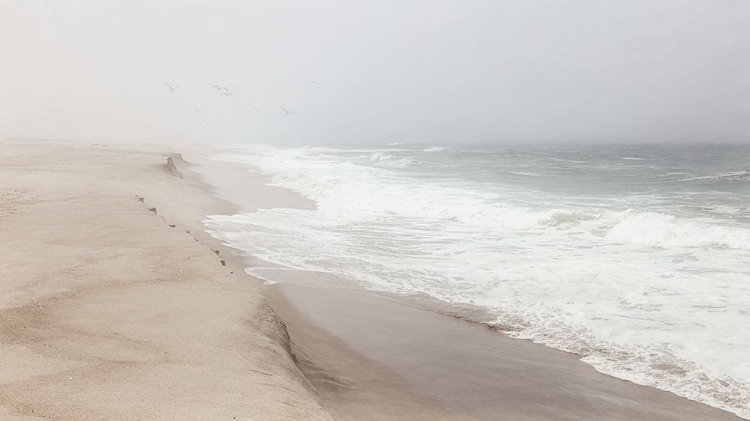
(1, 140, 744, 420)
(272, 284, 747, 420)
(188, 146, 747, 420)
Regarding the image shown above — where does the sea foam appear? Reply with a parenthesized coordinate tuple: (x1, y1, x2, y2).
(204, 144, 750, 419)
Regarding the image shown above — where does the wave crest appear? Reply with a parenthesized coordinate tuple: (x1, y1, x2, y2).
(424, 146, 449, 152)
(606, 210, 750, 250)
(676, 171, 750, 182)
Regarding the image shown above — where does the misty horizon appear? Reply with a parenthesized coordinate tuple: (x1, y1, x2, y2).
(1, 1, 748, 145)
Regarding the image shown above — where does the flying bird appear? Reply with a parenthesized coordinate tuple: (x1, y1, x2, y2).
(250, 105, 261, 113)
(164, 83, 179, 91)
(202, 119, 213, 125)
(281, 108, 295, 115)
(221, 92, 234, 97)
(309, 80, 322, 86)
(189, 105, 205, 113)
(211, 85, 230, 91)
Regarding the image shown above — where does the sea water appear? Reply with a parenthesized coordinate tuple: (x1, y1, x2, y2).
(203, 143, 750, 418)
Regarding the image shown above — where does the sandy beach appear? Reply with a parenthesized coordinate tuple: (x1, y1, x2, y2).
(1, 140, 745, 421)
(0, 140, 331, 420)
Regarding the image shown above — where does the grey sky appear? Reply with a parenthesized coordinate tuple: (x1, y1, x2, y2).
(1, 0, 748, 144)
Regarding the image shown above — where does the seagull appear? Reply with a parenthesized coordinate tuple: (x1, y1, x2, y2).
(309, 80, 322, 86)
(221, 92, 234, 97)
(211, 85, 229, 91)
(189, 105, 205, 113)
(202, 119, 213, 125)
(250, 105, 261, 113)
(281, 108, 295, 115)
(164, 83, 179, 91)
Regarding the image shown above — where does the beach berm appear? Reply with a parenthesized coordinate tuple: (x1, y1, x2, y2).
(0, 140, 332, 421)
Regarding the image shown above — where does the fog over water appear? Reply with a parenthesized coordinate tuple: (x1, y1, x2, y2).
(1, 0, 748, 144)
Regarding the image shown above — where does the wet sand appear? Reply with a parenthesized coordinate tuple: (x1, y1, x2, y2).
(270, 285, 745, 420)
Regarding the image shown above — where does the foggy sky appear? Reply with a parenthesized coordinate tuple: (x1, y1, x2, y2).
(1, 0, 748, 145)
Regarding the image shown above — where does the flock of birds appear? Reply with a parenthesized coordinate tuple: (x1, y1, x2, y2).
(163, 80, 321, 126)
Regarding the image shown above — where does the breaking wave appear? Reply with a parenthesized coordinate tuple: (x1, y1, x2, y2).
(204, 144, 750, 419)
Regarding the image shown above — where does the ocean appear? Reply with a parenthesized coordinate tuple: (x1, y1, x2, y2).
(202, 143, 750, 418)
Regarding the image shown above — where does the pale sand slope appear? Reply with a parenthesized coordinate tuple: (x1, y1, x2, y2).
(0, 140, 332, 421)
